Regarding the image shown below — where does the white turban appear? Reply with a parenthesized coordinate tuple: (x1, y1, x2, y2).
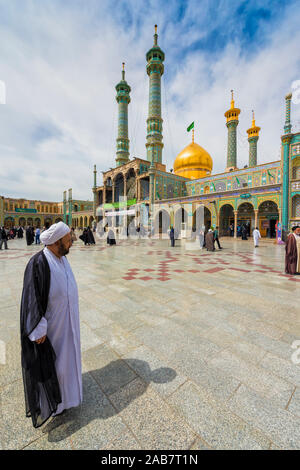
(40, 221, 70, 245)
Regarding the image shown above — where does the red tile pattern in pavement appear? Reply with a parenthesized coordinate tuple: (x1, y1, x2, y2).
(122, 246, 297, 282)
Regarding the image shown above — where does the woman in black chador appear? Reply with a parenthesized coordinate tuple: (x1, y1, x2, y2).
(86, 227, 95, 245)
(107, 228, 116, 245)
(26, 226, 34, 246)
(241, 225, 248, 240)
(79, 228, 88, 245)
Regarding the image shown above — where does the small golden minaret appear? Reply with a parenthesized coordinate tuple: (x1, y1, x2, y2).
(246, 110, 261, 167)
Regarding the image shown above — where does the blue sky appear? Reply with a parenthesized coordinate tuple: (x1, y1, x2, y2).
(0, 0, 299, 201)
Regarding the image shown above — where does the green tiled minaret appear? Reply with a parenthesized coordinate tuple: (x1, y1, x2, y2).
(247, 111, 260, 167)
(115, 63, 131, 167)
(282, 93, 292, 235)
(146, 25, 165, 164)
(224, 90, 240, 171)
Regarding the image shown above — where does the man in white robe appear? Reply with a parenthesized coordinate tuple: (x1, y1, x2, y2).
(26, 222, 82, 419)
(253, 227, 261, 248)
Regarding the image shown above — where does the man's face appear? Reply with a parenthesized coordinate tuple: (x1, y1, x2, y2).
(295, 227, 300, 236)
(57, 231, 72, 256)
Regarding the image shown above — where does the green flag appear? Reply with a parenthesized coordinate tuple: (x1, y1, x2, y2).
(187, 122, 194, 132)
(236, 176, 240, 185)
(268, 170, 274, 179)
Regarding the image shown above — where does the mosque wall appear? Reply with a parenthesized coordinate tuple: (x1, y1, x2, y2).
(0, 196, 63, 228)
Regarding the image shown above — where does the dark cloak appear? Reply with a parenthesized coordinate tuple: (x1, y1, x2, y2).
(285, 233, 298, 275)
(206, 231, 215, 251)
(18, 227, 23, 238)
(79, 229, 88, 244)
(26, 227, 34, 246)
(241, 227, 248, 240)
(86, 228, 95, 244)
(169, 228, 175, 247)
(20, 250, 61, 428)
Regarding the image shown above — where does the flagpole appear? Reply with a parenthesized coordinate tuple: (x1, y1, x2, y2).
(192, 128, 194, 143)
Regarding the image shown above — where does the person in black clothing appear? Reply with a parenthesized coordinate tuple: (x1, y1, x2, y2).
(169, 226, 175, 247)
(17, 226, 24, 238)
(86, 227, 95, 245)
(0, 227, 8, 250)
(26, 226, 34, 246)
(107, 228, 116, 245)
(213, 226, 222, 249)
(79, 228, 88, 245)
(241, 225, 248, 240)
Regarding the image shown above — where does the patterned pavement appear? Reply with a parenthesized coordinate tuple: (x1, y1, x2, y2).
(0, 234, 300, 449)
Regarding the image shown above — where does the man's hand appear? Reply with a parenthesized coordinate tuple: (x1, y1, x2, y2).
(36, 335, 46, 344)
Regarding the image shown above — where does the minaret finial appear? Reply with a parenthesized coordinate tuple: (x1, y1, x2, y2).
(154, 24, 158, 45)
(122, 62, 125, 80)
(230, 89, 234, 109)
(252, 110, 255, 127)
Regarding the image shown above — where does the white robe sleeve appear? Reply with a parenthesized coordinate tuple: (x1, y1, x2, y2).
(28, 317, 48, 341)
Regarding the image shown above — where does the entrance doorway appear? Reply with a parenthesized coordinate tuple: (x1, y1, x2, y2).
(219, 204, 234, 236)
(258, 201, 279, 238)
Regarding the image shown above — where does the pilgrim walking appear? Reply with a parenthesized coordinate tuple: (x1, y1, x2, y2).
(241, 225, 248, 240)
(107, 228, 116, 245)
(213, 226, 222, 249)
(253, 227, 261, 248)
(206, 228, 215, 251)
(169, 226, 175, 247)
(26, 226, 34, 246)
(199, 230, 205, 249)
(86, 226, 95, 245)
(20, 221, 82, 428)
(0, 226, 8, 250)
(285, 226, 300, 275)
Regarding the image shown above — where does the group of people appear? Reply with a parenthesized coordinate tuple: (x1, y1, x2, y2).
(169, 226, 223, 251)
(79, 227, 95, 245)
(203, 227, 223, 251)
(228, 222, 251, 238)
(17, 218, 300, 432)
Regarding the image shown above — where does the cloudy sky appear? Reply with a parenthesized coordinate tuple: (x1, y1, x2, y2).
(0, 0, 300, 202)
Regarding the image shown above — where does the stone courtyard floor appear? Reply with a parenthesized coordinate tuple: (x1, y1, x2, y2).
(0, 235, 300, 450)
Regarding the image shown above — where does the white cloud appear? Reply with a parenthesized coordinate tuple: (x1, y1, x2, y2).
(0, 0, 299, 202)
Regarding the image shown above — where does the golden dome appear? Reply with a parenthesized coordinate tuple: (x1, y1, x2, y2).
(174, 140, 213, 180)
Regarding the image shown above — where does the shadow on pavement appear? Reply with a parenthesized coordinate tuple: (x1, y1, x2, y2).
(43, 358, 176, 442)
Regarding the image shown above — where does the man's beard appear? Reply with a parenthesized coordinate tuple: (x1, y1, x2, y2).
(58, 241, 69, 256)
